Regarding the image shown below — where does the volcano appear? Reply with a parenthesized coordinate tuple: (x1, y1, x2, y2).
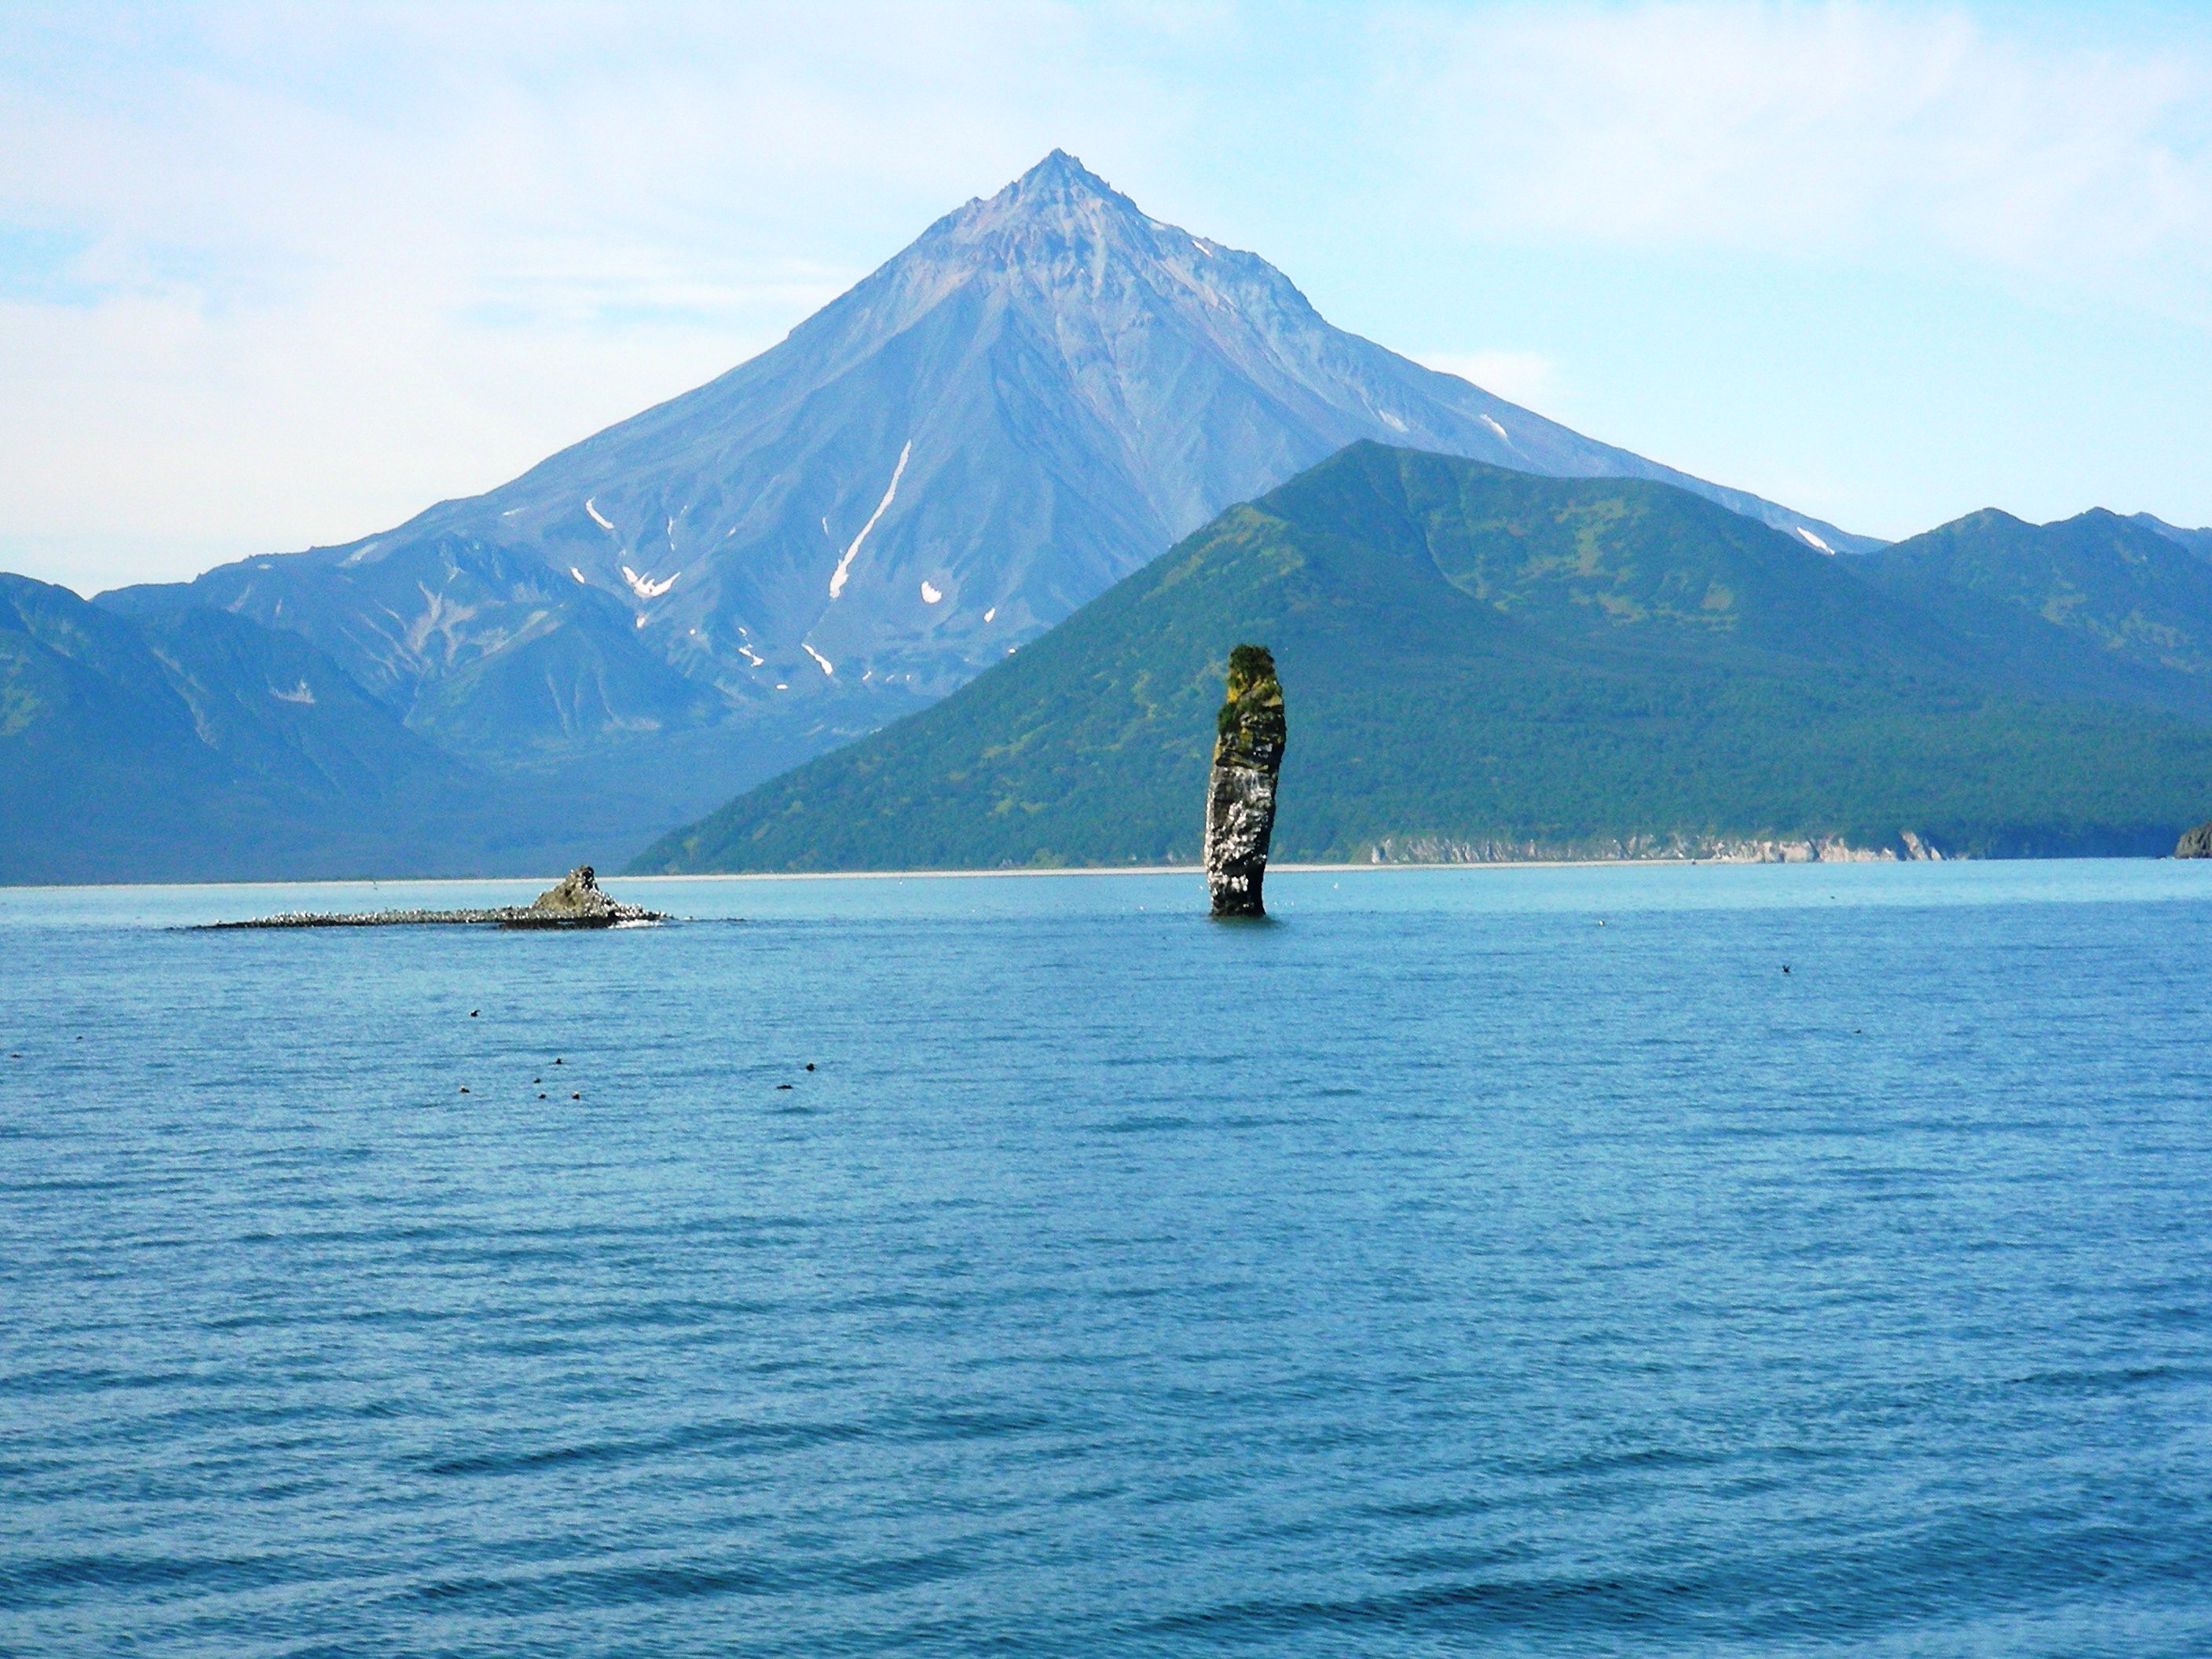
(106, 152, 1872, 857)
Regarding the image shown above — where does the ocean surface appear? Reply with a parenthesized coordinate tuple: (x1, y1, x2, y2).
(4, 861, 2211, 1657)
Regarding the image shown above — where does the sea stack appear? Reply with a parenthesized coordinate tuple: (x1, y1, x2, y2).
(1204, 644, 1287, 917)
(2177, 822, 2212, 858)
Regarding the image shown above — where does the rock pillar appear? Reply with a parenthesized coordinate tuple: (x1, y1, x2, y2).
(1204, 644, 1287, 917)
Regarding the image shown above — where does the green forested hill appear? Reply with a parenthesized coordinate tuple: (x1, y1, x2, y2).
(1857, 507, 2212, 689)
(632, 445, 2212, 872)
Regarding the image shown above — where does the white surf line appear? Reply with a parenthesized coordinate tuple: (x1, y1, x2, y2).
(829, 441, 912, 599)
(801, 643, 835, 676)
(585, 499, 616, 532)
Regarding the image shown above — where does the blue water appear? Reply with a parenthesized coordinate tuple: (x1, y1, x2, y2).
(5, 862, 2212, 1656)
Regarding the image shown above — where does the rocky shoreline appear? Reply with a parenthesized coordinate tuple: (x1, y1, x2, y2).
(1357, 832, 1950, 866)
(201, 866, 665, 929)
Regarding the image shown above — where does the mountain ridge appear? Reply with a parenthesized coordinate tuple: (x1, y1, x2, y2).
(635, 445, 2212, 874)
(0, 574, 555, 884)
(2133, 512, 2212, 562)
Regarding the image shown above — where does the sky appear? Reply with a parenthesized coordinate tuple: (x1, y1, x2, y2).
(2, 0, 2210, 594)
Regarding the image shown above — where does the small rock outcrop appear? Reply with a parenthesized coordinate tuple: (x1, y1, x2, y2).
(2177, 822, 2212, 859)
(1204, 644, 1287, 917)
(522, 865, 654, 924)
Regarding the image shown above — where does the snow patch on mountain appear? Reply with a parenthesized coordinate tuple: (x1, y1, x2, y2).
(829, 441, 913, 600)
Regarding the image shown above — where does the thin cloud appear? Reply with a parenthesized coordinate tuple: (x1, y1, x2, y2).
(1379, 2, 2211, 295)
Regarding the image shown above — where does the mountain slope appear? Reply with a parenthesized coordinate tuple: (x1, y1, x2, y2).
(634, 446, 2212, 873)
(101, 152, 1872, 860)
(2133, 514, 2212, 562)
(0, 576, 587, 884)
(1856, 509, 2212, 690)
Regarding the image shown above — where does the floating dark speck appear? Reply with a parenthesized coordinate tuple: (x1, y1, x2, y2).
(777, 1083, 794, 1090)
(460, 1086, 470, 1094)
(471, 1010, 479, 1017)
(805, 1063, 816, 1072)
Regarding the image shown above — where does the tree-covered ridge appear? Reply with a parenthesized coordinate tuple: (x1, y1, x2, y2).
(632, 445, 2212, 873)
(1858, 507, 2212, 683)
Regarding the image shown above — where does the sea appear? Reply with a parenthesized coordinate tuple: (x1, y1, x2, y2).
(4, 860, 2210, 1657)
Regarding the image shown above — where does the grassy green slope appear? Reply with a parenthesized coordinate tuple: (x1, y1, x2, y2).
(634, 445, 2212, 871)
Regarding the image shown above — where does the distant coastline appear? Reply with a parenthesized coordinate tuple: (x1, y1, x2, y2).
(37, 844, 2212, 894)
(0, 856, 1976, 893)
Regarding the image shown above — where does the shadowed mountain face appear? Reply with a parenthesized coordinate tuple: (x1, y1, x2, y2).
(0, 574, 586, 884)
(635, 446, 2212, 874)
(99, 152, 1871, 851)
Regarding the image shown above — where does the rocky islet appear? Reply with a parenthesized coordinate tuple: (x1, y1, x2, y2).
(203, 866, 665, 929)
